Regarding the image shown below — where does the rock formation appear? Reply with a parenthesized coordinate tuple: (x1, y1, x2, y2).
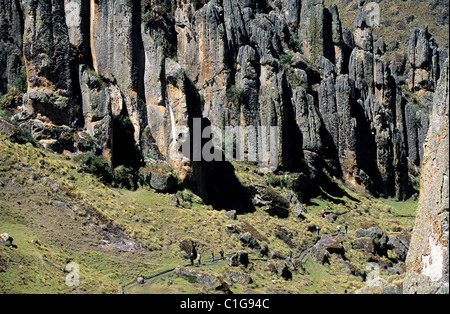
(403, 58, 449, 294)
(0, 0, 448, 232)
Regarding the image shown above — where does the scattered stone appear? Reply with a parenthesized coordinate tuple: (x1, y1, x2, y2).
(224, 270, 253, 284)
(387, 234, 410, 261)
(224, 210, 237, 220)
(224, 224, 241, 235)
(238, 232, 261, 252)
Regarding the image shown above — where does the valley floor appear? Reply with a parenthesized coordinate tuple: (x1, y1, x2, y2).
(0, 135, 417, 294)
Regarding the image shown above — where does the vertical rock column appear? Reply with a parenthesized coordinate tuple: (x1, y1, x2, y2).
(90, 0, 146, 146)
(0, 0, 24, 95)
(403, 58, 449, 294)
(22, 0, 80, 126)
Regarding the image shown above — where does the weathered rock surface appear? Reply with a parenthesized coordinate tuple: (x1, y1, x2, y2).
(224, 269, 252, 284)
(227, 251, 249, 267)
(0, 0, 24, 95)
(403, 58, 449, 294)
(175, 266, 230, 291)
(0, 1, 448, 208)
(22, 0, 80, 126)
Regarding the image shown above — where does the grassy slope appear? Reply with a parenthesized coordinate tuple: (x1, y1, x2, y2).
(326, 0, 449, 52)
(0, 135, 417, 294)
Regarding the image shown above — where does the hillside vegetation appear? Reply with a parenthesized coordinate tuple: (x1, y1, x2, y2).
(0, 134, 417, 294)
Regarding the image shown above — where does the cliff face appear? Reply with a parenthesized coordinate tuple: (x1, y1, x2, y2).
(1, 0, 449, 294)
(0, 0, 24, 95)
(403, 58, 449, 294)
(0, 1, 448, 201)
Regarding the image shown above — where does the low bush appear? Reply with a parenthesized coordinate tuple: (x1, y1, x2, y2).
(74, 151, 113, 184)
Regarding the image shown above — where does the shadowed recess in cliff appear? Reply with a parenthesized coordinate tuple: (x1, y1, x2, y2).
(184, 79, 255, 213)
(112, 106, 144, 170)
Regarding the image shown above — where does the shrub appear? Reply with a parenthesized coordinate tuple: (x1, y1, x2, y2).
(74, 151, 113, 184)
(227, 85, 244, 104)
(8, 122, 36, 146)
(280, 54, 293, 67)
(0, 86, 23, 109)
(289, 33, 301, 52)
(114, 165, 136, 189)
(266, 173, 292, 189)
(14, 67, 28, 93)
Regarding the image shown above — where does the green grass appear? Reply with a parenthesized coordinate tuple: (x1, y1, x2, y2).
(0, 134, 419, 294)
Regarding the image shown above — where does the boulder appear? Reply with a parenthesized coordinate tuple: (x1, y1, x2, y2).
(0, 118, 17, 138)
(0, 257, 6, 272)
(227, 251, 249, 267)
(142, 169, 178, 193)
(293, 203, 306, 219)
(351, 237, 377, 255)
(355, 227, 388, 256)
(269, 250, 287, 260)
(175, 266, 230, 291)
(275, 261, 292, 280)
(317, 234, 345, 256)
(387, 234, 410, 261)
(274, 226, 295, 248)
(178, 238, 197, 259)
(238, 232, 261, 252)
(224, 210, 237, 220)
(224, 224, 241, 235)
(224, 270, 253, 284)
(309, 245, 330, 264)
(137, 276, 145, 284)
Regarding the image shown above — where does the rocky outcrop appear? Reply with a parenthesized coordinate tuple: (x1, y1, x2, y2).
(79, 65, 114, 163)
(403, 26, 448, 171)
(175, 266, 230, 291)
(407, 26, 446, 92)
(90, 0, 146, 145)
(0, 0, 24, 95)
(0, 1, 448, 206)
(22, 0, 80, 126)
(227, 251, 249, 267)
(403, 58, 449, 294)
